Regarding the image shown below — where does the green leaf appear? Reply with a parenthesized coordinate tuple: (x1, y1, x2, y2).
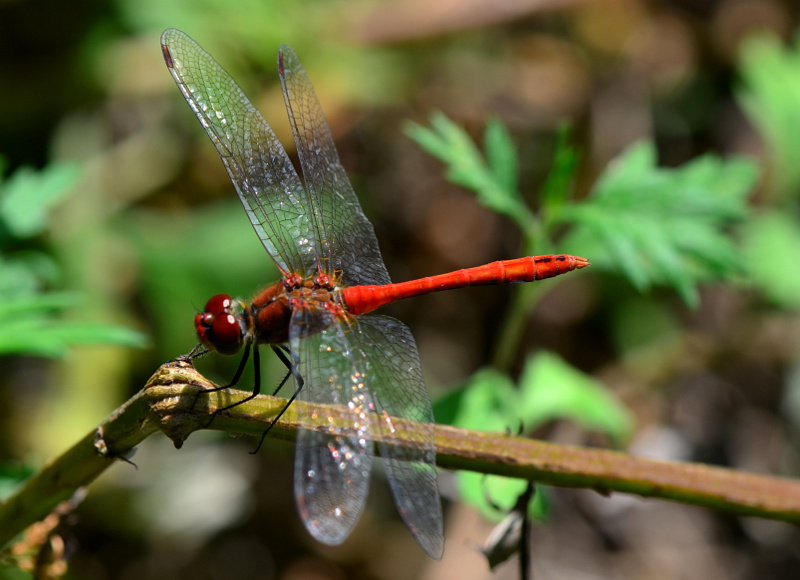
(452, 358, 633, 519)
(484, 117, 518, 197)
(0, 317, 148, 358)
(404, 112, 536, 233)
(562, 141, 756, 307)
(0, 462, 36, 501)
(541, 123, 580, 211)
(0, 293, 147, 359)
(458, 471, 532, 521)
(450, 368, 518, 433)
(0, 291, 83, 321)
(518, 352, 634, 447)
(403, 118, 451, 161)
(0, 161, 81, 238)
(741, 209, 800, 309)
(0, 254, 50, 297)
(737, 33, 800, 201)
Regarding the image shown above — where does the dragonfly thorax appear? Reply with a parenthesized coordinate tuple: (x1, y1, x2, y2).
(250, 279, 343, 344)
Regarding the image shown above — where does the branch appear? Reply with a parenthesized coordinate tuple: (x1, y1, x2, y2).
(2, 360, 800, 549)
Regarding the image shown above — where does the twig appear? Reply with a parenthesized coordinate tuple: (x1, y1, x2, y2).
(2, 359, 800, 549)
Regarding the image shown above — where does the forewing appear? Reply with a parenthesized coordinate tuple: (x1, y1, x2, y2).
(289, 304, 373, 545)
(357, 315, 444, 559)
(278, 45, 391, 286)
(161, 29, 318, 278)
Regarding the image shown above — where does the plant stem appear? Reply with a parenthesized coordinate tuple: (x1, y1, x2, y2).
(3, 360, 800, 548)
(490, 281, 551, 372)
(490, 224, 560, 372)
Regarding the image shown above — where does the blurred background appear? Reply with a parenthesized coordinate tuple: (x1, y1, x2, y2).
(3, 0, 800, 578)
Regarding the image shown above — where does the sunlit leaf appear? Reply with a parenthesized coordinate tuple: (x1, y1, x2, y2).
(450, 370, 530, 520)
(452, 357, 631, 519)
(519, 352, 634, 447)
(562, 141, 756, 307)
(0, 162, 81, 238)
(737, 33, 800, 201)
(450, 368, 517, 433)
(404, 112, 535, 233)
(484, 117, 518, 197)
(458, 471, 531, 522)
(0, 317, 148, 358)
(741, 209, 800, 309)
(541, 123, 580, 212)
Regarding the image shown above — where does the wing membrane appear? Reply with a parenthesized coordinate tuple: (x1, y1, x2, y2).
(290, 305, 373, 544)
(357, 315, 443, 559)
(161, 29, 317, 278)
(290, 306, 443, 557)
(278, 45, 391, 286)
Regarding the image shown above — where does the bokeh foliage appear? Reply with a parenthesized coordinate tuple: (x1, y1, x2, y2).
(3, 0, 800, 578)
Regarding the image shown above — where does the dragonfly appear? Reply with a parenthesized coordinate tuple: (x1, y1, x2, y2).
(160, 28, 589, 559)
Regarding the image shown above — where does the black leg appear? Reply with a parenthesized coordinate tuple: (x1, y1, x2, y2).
(250, 346, 304, 454)
(199, 344, 263, 429)
(191, 342, 252, 412)
(191, 342, 307, 454)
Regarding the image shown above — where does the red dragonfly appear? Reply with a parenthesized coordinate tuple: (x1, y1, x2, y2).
(160, 29, 588, 559)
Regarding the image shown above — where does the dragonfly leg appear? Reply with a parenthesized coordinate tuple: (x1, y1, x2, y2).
(172, 342, 209, 364)
(269, 345, 298, 395)
(200, 344, 262, 427)
(191, 342, 252, 411)
(250, 345, 304, 454)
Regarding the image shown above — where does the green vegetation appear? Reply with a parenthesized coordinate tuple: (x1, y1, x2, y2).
(3, 3, 800, 578)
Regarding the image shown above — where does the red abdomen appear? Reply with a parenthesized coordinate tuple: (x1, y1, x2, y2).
(342, 254, 589, 316)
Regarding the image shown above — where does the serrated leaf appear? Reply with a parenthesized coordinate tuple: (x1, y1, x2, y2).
(484, 117, 518, 197)
(402, 120, 451, 161)
(518, 352, 634, 447)
(405, 111, 535, 232)
(562, 141, 756, 307)
(0, 161, 81, 238)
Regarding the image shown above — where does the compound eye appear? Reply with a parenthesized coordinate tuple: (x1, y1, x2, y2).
(204, 294, 232, 315)
(210, 313, 242, 355)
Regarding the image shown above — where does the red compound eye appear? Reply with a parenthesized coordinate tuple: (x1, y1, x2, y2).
(195, 294, 243, 355)
(210, 313, 242, 355)
(204, 293, 232, 315)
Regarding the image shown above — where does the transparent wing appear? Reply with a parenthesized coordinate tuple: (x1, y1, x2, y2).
(278, 45, 391, 287)
(290, 305, 443, 557)
(161, 29, 318, 278)
(290, 304, 373, 544)
(357, 315, 444, 559)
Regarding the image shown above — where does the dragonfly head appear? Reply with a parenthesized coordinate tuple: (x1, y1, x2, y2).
(195, 294, 246, 355)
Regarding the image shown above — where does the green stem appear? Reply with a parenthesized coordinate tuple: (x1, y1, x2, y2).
(490, 282, 547, 372)
(4, 361, 800, 549)
(490, 222, 561, 371)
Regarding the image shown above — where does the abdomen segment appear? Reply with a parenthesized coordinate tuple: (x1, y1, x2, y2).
(342, 254, 590, 316)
